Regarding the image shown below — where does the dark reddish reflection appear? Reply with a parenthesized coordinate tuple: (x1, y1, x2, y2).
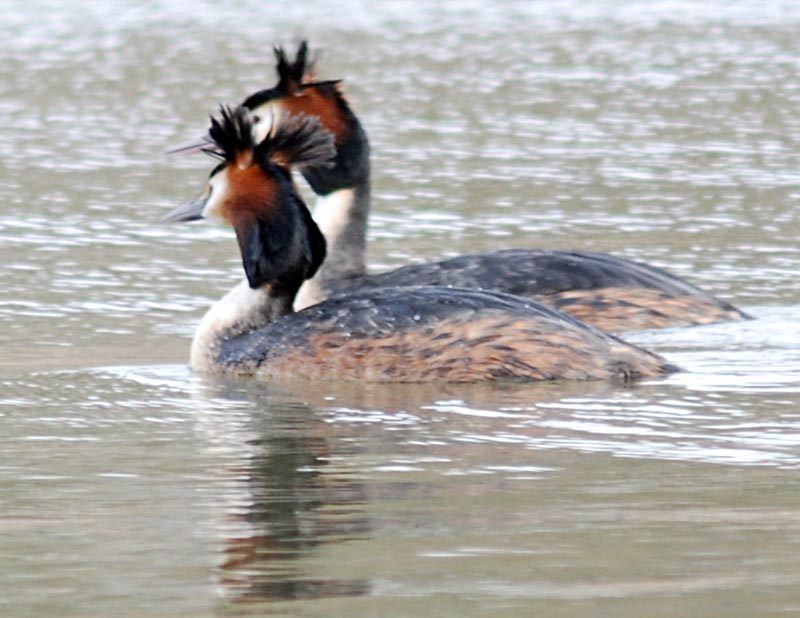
(207, 385, 372, 604)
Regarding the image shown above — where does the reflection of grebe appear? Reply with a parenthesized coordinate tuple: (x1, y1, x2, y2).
(176, 41, 747, 332)
(190, 381, 371, 604)
(165, 106, 676, 382)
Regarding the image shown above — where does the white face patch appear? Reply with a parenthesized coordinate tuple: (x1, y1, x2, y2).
(201, 171, 230, 221)
(250, 100, 286, 142)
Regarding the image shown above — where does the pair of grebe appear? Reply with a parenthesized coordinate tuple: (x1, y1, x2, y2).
(164, 42, 743, 381)
(167, 107, 674, 381)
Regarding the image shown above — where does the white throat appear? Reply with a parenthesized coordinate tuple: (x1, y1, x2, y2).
(190, 279, 276, 373)
(295, 187, 368, 310)
(311, 188, 358, 247)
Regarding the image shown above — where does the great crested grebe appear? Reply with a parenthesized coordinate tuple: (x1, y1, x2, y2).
(165, 105, 676, 382)
(175, 41, 747, 333)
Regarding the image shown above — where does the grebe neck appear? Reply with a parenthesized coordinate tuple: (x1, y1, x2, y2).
(190, 279, 295, 372)
(295, 182, 370, 309)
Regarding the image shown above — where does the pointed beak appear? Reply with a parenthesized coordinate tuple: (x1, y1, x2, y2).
(162, 196, 208, 223)
(165, 133, 213, 155)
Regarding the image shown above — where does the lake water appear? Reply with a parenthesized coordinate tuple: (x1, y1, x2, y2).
(2, 1, 800, 616)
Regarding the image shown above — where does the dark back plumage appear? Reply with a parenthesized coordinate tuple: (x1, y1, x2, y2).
(212, 286, 679, 382)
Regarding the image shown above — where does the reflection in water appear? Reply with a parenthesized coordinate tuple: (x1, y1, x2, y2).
(180, 370, 800, 614)
(4, 1, 800, 616)
(192, 379, 371, 604)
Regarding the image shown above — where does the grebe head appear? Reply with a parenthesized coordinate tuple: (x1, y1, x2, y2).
(241, 40, 350, 147)
(168, 40, 367, 196)
(165, 105, 335, 290)
(243, 40, 370, 201)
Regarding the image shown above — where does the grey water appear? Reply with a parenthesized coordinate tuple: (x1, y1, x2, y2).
(2, 1, 800, 616)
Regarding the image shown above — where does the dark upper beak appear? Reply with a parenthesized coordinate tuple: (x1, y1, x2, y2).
(165, 133, 213, 155)
(162, 196, 208, 223)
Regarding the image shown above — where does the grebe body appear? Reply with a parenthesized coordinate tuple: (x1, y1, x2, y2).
(198, 285, 674, 382)
(213, 42, 747, 332)
(167, 106, 677, 382)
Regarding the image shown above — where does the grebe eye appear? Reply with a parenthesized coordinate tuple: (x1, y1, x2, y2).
(252, 115, 261, 124)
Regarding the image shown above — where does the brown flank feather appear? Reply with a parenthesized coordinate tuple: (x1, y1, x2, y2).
(546, 287, 744, 331)
(231, 313, 670, 383)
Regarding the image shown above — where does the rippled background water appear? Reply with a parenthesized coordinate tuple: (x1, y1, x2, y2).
(2, 1, 800, 616)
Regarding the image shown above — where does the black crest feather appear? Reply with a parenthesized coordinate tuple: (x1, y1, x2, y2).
(205, 105, 335, 172)
(257, 112, 336, 171)
(206, 105, 254, 163)
(272, 41, 341, 94)
(274, 40, 311, 93)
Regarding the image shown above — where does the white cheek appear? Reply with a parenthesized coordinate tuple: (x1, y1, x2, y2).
(252, 101, 285, 141)
(202, 173, 230, 221)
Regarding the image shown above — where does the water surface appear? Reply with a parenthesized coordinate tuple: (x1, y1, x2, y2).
(2, 1, 799, 616)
